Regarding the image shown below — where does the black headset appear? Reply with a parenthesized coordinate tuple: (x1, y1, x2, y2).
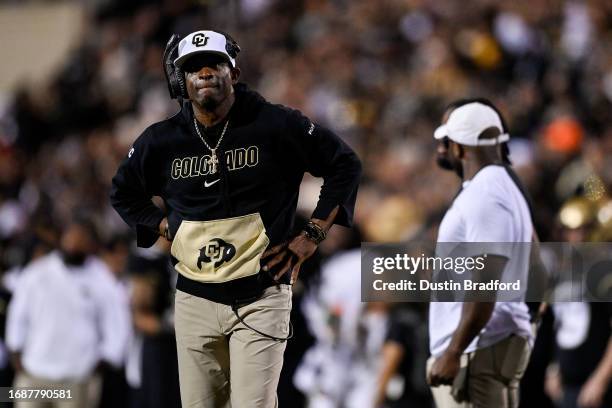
(163, 31, 241, 102)
(219, 30, 241, 60)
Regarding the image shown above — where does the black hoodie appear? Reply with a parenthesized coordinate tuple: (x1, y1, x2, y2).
(110, 83, 361, 303)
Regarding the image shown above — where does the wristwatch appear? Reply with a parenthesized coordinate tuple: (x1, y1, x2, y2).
(302, 221, 327, 245)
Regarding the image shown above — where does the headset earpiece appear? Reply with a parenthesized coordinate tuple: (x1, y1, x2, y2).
(163, 34, 188, 102)
(213, 30, 240, 60)
(225, 39, 241, 59)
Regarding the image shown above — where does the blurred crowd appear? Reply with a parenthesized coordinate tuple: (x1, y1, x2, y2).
(0, 0, 612, 407)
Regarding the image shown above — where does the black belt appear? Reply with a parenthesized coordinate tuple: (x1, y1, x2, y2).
(175, 269, 279, 305)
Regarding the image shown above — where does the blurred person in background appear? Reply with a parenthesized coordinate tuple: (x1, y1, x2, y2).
(374, 303, 432, 408)
(296, 229, 432, 408)
(110, 28, 361, 407)
(544, 197, 612, 408)
(427, 102, 534, 407)
(5, 220, 130, 408)
(126, 244, 181, 408)
(96, 235, 132, 408)
(295, 248, 379, 408)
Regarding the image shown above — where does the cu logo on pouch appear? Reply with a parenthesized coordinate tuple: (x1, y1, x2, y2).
(197, 238, 236, 269)
(192, 33, 209, 47)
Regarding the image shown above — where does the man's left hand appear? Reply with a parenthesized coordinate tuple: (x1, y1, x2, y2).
(262, 232, 317, 284)
(427, 349, 461, 387)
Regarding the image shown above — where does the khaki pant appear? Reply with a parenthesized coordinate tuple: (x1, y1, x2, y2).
(427, 335, 531, 408)
(13, 371, 92, 408)
(174, 285, 292, 408)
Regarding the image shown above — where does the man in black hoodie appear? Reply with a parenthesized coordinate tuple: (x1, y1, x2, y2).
(110, 30, 361, 407)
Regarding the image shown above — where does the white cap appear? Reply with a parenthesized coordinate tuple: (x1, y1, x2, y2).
(434, 102, 509, 146)
(174, 31, 236, 68)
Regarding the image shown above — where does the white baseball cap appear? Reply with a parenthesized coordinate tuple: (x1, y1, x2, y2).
(174, 30, 236, 69)
(434, 102, 509, 146)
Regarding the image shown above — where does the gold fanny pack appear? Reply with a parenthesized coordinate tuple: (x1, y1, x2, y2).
(170, 213, 270, 283)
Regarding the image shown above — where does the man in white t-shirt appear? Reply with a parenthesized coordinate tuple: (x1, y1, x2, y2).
(6, 221, 130, 408)
(426, 102, 534, 407)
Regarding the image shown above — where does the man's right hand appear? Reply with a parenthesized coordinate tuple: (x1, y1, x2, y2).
(159, 217, 171, 241)
(427, 349, 461, 387)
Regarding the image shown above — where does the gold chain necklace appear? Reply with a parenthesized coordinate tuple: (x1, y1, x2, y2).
(193, 117, 229, 175)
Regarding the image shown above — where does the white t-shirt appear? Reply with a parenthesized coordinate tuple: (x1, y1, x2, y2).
(6, 252, 130, 381)
(429, 165, 534, 357)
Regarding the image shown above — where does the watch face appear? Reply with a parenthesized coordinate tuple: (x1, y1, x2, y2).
(304, 223, 325, 244)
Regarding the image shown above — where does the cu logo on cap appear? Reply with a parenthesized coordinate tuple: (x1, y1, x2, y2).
(192, 33, 209, 47)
